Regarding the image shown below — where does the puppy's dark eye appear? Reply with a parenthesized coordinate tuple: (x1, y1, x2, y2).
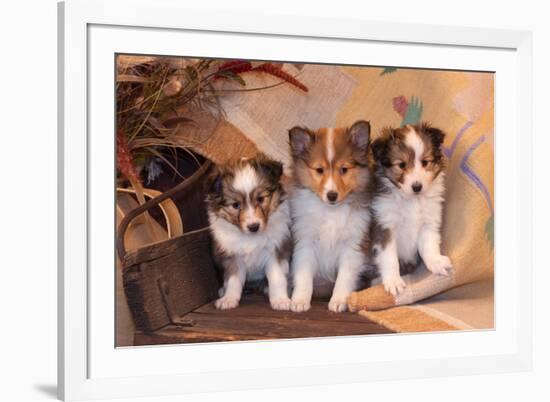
(257, 196, 265, 203)
(315, 167, 324, 174)
(421, 160, 430, 167)
(340, 166, 349, 175)
(398, 162, 406, 169)
(231, 202, 240, 209)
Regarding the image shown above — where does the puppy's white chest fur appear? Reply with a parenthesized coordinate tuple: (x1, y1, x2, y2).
(209, 200, 290, 280)
(290, 188, 369, 281)
(374, 173, 445, 263)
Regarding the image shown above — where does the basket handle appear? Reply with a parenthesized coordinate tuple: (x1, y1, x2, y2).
(116, 160, 212, 262)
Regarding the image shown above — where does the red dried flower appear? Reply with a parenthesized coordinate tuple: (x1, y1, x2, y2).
(116, 129, 141, 184)
(252, 63, 308, 92)
(215, 60, 253, 77)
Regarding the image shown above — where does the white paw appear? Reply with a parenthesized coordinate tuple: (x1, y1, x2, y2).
(290, 297, 311, 313)
(328, 296, 348, 313)
(425, 255, 453, 276)
(214, 296, 239, 310)
(382, 275, 407, 297)
(270, 296, 291, 311)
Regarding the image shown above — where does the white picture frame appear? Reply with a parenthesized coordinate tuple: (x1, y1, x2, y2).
(58, 0, 533, 400)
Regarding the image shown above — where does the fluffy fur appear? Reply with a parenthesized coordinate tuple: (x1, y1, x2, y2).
(288, 120, 372, 312)
(205, 155, 292, 310)
(368, 122, 453, 296)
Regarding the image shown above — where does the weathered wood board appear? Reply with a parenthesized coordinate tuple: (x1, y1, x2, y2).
(134, 295, 393, 345)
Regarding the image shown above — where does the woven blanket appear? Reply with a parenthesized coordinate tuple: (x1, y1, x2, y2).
(178, 62, 495, 331)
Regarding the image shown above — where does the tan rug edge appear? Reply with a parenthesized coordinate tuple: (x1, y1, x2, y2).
(358, 306, 460, 333)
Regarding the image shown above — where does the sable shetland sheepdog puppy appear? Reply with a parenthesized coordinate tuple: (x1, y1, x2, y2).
(288, 120, 372, 313)
(205, 155, 292, 311)
(368, 122, 453, 296)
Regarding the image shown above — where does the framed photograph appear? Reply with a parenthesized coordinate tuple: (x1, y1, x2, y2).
(58, 0, 533, 400)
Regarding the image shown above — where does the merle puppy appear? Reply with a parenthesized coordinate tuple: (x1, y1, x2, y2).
(205, 155, 292, 310)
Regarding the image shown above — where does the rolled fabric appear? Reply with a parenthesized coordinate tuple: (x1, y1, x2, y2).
(348, 284, 395, 312)
(348, 268, 456, 312)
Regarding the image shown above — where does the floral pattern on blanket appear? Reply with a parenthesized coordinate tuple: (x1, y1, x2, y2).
(206, 62, 494, 301)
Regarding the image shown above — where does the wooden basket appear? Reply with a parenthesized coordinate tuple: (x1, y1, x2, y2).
(117, 161, 219, 332)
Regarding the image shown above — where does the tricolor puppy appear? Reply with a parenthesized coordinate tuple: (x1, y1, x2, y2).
(205, 155, 292, 311)
(288, 121, 372, 313)
(369, 122, 453, 296)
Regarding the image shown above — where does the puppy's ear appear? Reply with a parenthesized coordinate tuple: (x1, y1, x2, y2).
(289, 126, 313, 159)
(421, 122, 446, 149)
(371, 129, 392, 166)
(205, 166, 224, 200)
(370, 138, 384, 163)
(348, 120, 371, 151)
(258, 157, 284, 184)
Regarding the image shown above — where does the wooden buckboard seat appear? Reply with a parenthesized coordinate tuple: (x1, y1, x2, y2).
(118, 161, 392, 346)
(134, 294, 392, 345)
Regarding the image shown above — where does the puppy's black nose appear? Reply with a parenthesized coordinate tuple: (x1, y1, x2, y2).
(247, 223, 260, 233)
(327, 191, 339, 202)
(412, 182, 423, 193)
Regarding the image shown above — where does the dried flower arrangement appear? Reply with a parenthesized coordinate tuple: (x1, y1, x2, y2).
(116, 56, 307, 202)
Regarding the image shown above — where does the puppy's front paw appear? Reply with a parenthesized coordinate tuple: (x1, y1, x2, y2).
(270, 296, 291, 311)
(214, 296, 239, 310)
(425, 255, 453, 276)
(328, 296, 348, 313)
(290, 297, 311, 313)
(382, 275, 407, 297)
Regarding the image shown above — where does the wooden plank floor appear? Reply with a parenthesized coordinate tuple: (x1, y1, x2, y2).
(134, 295, 393, 345)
